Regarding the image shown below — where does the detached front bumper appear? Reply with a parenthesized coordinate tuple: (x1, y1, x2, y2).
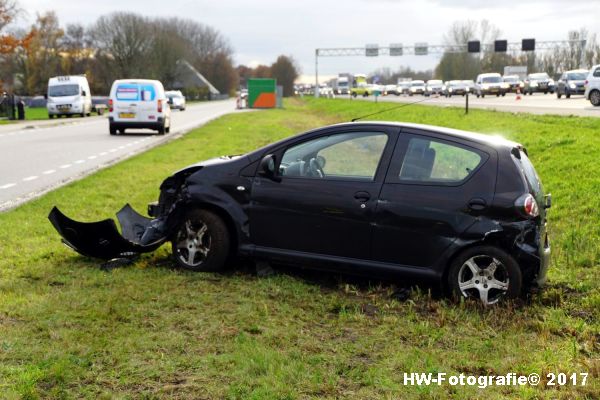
(48, 204, 168, 260)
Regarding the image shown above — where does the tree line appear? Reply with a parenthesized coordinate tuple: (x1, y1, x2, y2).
(0, 1, 300, 97)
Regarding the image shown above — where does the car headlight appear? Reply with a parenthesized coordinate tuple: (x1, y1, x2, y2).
(501, 83, 509, 89)
(549, 80, 555, 85)
(519, 82, 524, 87)
(569, 83, 576, 89)
(531, 81, 538, 87)
(448, 87, 453, 92)
(482, 84, 489, 90)
(411, 87, 416, 92)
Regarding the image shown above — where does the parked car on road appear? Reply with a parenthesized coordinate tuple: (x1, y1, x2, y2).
(46, 75, 92, 119)
(166, 90, 187, 110)
(50, 122, 551, 306)
(108, 79, 171, 135)
(443, 80, 469, 97)
(384, 84, 399, 96)
(584, 64, 600, 106)
(475, 73, 508, 97)
(523, 73, 555, 95)
(408, 80, 426, 96)
(397, 81, 411, 95)
(462, 80, 476, 94)
(425, 80, 445, 96)
(502, 75, 524, 93)
(556, 70, 588, 99)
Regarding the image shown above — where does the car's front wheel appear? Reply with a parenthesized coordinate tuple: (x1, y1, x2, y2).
(171, 209, 230, 272)
(448, 246, 522, 306)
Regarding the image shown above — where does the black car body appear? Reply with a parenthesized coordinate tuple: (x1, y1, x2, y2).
(49, 122, 551, 305)
(523, 73, 555, 95)
(556, 70, 588, 98)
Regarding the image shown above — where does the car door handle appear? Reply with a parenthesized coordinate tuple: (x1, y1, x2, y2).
(468, 198, 487, 211)
(354, 191, 371, 202)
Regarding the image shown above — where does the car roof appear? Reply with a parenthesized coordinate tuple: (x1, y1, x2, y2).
(565, 69, 588, 73)
(478, 73, 501, 77)
(327, 121, 521, 149)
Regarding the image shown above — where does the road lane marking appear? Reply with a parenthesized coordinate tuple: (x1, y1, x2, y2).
(74, 159, 85, 164)
(118, 145, 125, 149)
(60, 164, 71, 169)
(42, 169, 56, 175)
(109, 148, 117, 152)
(0, 183, 16, 189)
(23, 176, 38, 182)
(99, 152, 108, 156)
(88, 155, 97, 160)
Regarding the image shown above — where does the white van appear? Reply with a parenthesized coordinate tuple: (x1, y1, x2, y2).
(46, 75, 92, 118)
(108, 79, 171, 135)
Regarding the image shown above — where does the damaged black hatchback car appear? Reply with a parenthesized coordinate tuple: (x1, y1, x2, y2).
(49, 122, 551, 305)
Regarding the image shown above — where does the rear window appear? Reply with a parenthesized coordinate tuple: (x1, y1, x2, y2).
(115, 84, 157, 101)
(517, 150, 542, 195)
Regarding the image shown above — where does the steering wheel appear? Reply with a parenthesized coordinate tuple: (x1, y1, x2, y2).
(308, 157, 325, 178)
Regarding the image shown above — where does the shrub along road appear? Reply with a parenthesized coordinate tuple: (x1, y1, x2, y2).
(0, 98, 597, 398)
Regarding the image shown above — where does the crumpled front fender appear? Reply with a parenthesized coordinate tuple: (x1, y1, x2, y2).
(48, 204, 168, 260)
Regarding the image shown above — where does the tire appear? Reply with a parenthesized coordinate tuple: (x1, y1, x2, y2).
(501, 93, 505, 97)
(590, 90, 600, 106)
(158, 124, 165, 135)
(351, 92, 357, 98)
(171, 209, 230, 272)
(66, 114, 72, 118)
(165, 123, 170, 134)
(48, 114, 54, 119)
(448, 245, 522, 306)
(481, 93, 485, 98)
(80, 113, 85, 118)
(557, 91, 562, 99)
(109, 125, 117, 135)
(566, 89, 571, 99)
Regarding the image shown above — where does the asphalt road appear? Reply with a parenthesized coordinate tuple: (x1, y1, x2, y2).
(0, 99, 236, 211)
(344, 92, 600, 117)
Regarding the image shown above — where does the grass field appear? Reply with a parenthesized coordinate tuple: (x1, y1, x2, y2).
(0, 98, 598, 399)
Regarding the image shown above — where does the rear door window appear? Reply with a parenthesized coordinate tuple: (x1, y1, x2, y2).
(116, 84, 140, 101)
(397, 136, 485, 184)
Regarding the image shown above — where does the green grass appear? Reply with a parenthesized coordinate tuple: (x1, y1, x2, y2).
(0, 98, 598, 399)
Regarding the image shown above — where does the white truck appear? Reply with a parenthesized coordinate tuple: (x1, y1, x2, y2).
(336, 75, 350, 95)
(46, 75, 92, 119)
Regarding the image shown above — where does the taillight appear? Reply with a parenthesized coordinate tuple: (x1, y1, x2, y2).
(516, 193, 539, 218)
(108, 99, 113, 112)
(157, 99, 163, 113)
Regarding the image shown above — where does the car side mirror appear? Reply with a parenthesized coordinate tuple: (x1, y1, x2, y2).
(82, 90, 86, 96)
(259, 154, 280, 181)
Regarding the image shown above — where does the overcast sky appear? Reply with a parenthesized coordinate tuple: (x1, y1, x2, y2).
(18, 0, 600, 82)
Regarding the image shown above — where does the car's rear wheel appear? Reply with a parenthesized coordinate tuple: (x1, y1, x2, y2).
(448, 246, 522, 306)
(557, 91, 562, 99)
(171, 209, 230, 272)
(109, 125, 117, 135)
(590, 90, 600, 106)
(158, 124, 165, 135)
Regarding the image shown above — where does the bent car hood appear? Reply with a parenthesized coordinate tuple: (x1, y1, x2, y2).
(48, 204, 167, 260)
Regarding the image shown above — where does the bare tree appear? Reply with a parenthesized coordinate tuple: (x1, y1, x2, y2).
(270, 55, 300, 97)
(91, 12, 154, 79)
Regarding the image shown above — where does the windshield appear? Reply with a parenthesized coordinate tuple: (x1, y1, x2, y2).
(567, 72, 587, 80)
(482, 76, 501, 83)
(411, 81, 424, 86)
(503, 76, 518, 82)
(48, 84, 80, 97)
(518, 150, 542, 196)
(428, 80, 442, 85)
(530, 73, 549, 80)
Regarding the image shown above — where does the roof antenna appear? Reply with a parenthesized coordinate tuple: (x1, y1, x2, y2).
(351, 97, 432, 122)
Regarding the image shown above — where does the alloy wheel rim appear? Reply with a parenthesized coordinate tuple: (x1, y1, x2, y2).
(176, 219, 211, 267)
(457, 255, 509, 305)
(591, 91, 600, 105)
